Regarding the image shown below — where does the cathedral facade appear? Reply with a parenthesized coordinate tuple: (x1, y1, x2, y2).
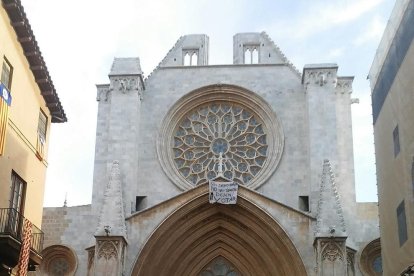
(40, 32, 380, 275)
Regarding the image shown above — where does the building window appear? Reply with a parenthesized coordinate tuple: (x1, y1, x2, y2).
(183, 50, 198, 66)
(0, 58, 12, 155)
(1, 57, 13, 90)
(9, 171, 26, 235)
(299, 196, 309, 212)
(38, 109, 48, 143)
(172, 102, 268, 186)
(411, 157, 414, 196)
(10, 171, 26, 214)
(135, 196, 147, 212)
(40, 245, 77, 276)
(372, 256, 382, 274)
(397, 200, 408, 246)
(393, 125, 400, 157)
(244, 45, 259, 64)
(36, 109, 47, 160)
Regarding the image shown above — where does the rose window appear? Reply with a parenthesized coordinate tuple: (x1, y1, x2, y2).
(173, 102, 268, 186)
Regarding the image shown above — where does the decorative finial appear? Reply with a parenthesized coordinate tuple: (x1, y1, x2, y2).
(63, 192, 67, 207)
(104, 225, 111, 236)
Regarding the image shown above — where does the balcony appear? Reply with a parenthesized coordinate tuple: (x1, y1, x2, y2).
(0, 208, 43, 272)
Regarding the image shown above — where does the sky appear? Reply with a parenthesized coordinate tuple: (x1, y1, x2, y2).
(19, 0, 395, 207)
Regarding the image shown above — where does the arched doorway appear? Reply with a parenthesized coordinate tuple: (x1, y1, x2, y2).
(131, 189, 307, 275)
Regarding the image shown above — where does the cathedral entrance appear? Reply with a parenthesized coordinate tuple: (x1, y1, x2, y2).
(131, 187, 307, 276)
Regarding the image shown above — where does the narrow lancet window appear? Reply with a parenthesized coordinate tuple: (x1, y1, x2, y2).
(252, 48, 259, 64)
(184, 53, 191, 66)
(244, 49, 251, 64)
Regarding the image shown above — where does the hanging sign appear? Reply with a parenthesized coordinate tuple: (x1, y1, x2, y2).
(209, 180, 238, 204)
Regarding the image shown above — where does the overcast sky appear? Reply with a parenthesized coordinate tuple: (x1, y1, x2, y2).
(20, 0, 395, 207)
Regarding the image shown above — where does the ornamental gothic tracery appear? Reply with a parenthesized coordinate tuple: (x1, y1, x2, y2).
(173, 102, 268, 186)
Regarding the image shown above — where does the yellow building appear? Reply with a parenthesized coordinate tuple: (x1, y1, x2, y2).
(369, 0, 414, 274)
(0, 0, 66, 274)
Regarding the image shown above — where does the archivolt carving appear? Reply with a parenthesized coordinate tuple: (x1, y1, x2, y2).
(199, 256, 240, 276)
(131, 185, 307, 276)
(157, 84, 284, 190)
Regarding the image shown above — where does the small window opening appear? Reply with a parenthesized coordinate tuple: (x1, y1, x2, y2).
(252, 48, 259, 64)
(1, 57, 13, 90)
(411, 157, 414, 196)
(184, 53, 191, 66)
(244, 49, 251, 64)
(191, 52, 198, 66)
(397, 200, 408, 246)
(299, 196, 309, 212)
(135, 196, 147, 212)
(393, 125, 400, 157)
(183, 50, 198, 66)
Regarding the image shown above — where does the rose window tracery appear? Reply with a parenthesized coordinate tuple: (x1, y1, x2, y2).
(50, 257, 70, 275)
(173, 102, 268, 186)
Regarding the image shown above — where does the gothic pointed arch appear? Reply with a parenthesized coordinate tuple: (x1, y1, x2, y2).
(130, 185, 307, 276)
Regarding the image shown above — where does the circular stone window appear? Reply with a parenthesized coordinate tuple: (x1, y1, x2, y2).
(157, 84, 284, 190)
(40, 245, 77, 276)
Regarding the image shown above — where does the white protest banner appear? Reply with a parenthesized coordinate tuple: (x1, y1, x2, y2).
(209, 180, 238, 204)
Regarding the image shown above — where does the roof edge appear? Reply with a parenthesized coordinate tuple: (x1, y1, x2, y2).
(2, 0, 67, 123)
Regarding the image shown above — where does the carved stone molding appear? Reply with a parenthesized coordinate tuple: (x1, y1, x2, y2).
(321, 241, 343, 262)
(347, 247, 356, 274)
(87, 247, 95, 270)
(97, 84, 110, 102)
(336, 77, 354, 94)
(109, 76, 142, 97)
(97, 240, 118, 260)
(303, 68, 337, 87)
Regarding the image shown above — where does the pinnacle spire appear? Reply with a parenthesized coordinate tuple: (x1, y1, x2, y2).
(315, 159, 347, 237)
(95, 160, 127, 237)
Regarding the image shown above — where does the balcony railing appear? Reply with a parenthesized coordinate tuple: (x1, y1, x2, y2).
(0, 208, 44, 254)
